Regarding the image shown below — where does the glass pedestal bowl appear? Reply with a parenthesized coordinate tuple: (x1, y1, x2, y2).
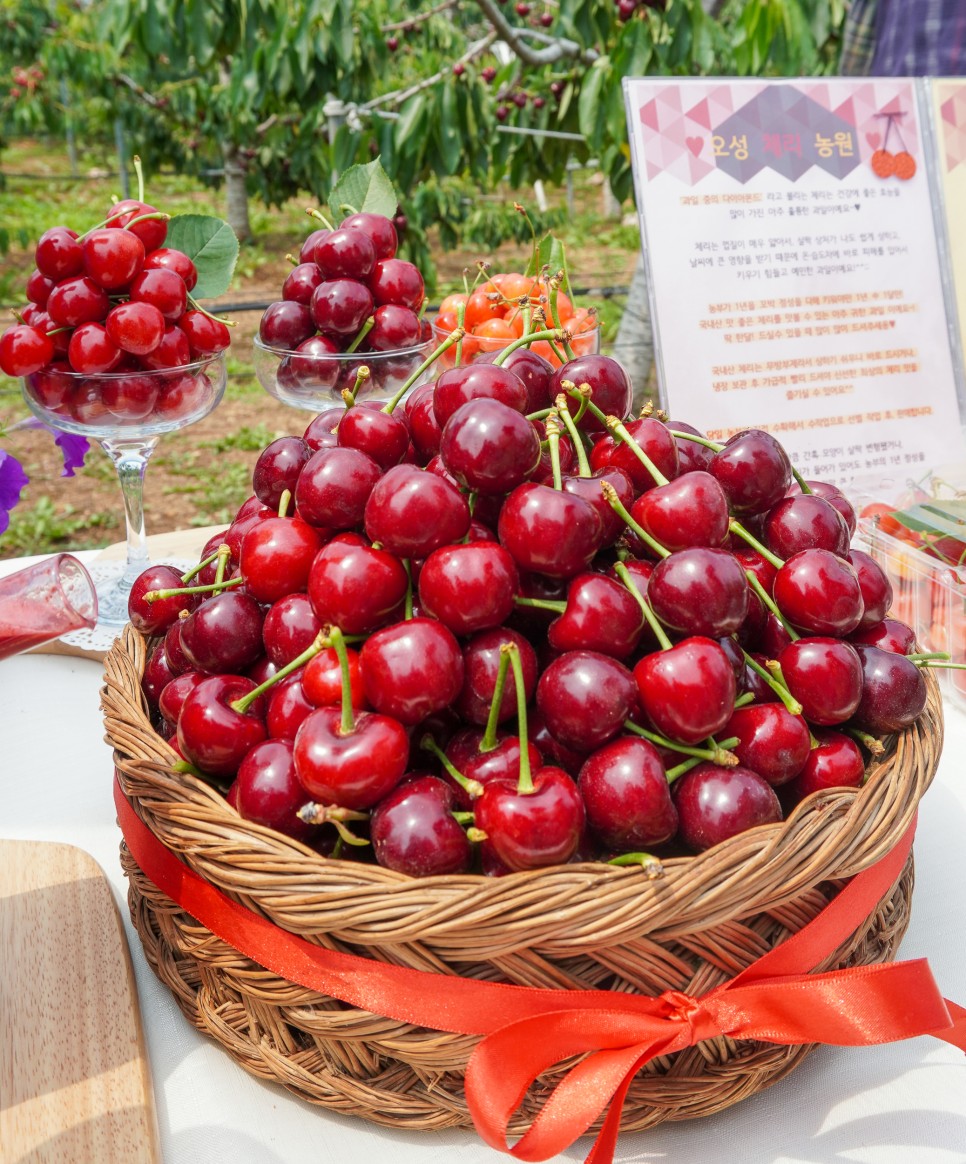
(253, 335, 435, 412)
(22, 352, 227, 626)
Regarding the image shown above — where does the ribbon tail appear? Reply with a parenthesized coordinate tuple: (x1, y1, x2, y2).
(936, 1000, 966, 1052)
(466, 1009, 684, 1163)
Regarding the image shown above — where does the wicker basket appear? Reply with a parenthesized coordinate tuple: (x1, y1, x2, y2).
(104, 623, 943, 1137)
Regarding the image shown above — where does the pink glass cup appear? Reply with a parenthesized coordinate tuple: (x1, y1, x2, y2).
(0, 554, 98, 661)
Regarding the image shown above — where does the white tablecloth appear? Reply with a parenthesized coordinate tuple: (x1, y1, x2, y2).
(2, 554, 965, 1164)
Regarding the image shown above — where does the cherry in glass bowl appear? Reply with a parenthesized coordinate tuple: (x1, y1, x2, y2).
(253, 335, 434, 411)
(430, 317, 600, 372)
(21, 352, 227, 626)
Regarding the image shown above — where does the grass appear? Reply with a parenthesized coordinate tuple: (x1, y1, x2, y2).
(1, 495, 116, 555)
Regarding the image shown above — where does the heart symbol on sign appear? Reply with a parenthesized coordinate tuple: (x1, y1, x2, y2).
(685, 136, 703, 157)
(866, 132, 881, 148)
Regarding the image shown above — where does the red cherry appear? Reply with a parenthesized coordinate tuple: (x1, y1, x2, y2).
(82, 228, 145, 290)
(360, 617, 464, 725)
(0, 323, 54, 377)
(673, 762, 782, 851)
(475, 767, 586, 871)
(634, 637, 737, 745)
(293, 704, 409, 809)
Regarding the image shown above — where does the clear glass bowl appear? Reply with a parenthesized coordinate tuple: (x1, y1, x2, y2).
(22, 353, 227, 439)
(20, 352, 227, 627)
(253, 335, 434, 411)
(429, 320, 600, 372)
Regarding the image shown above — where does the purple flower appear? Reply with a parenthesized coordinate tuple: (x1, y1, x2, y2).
(7, 417, 90, 477)
(0, 449, 30, 535)
(53, 430, 90, 478)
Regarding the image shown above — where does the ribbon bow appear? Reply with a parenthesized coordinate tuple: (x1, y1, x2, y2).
(114, 778, 966, 1164)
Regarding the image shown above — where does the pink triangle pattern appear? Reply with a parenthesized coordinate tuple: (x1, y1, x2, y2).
(629, 81, 749, 186)
(936, 83, 966, 172)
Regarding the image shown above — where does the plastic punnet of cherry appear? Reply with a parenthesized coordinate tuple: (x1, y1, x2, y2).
(1, 158, 237, 626)
(126, 320, 939, 882)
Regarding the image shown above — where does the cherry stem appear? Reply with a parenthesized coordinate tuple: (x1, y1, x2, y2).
(466, 826, 488, 844)
(728, 519, 785, 571)
(341, 386, 356, 409)
(667, 428, 722, 453)
(607, 852, 664, 877)
(744, 570, 799, 641)
(402, 558, 414, 620)
(513, 595, 566, 612)
(186, 294, 236, 327)
(382, 327, 465, 413)
(122, 210, 170, 231)
(623, 719, 740, 765)
(306, 206, 335, 230)
(791, 467, 813, 494)
(740, 650, 803, 715)
(908, 651, 953, 665)
(231, 630, 330, 715)
(502, 642, 533, 794)
(278, 489, 292, 519)
(329, 626, 356, 736)
(546, 273, 576, 361)
(492, 326, 568, 367)
(133, 154, 145, 203)
(452, 810, 476, 825)
(214, 542, 230, 587)
(613, 561, 673, 650)
(601, 482, 670, 559)
(296, 803, 370, 845)
(180, 544, 228, 584)
(604, 416, 669, 488)
(419, 734, 485, 799)
(144, 575, 245, 603)
(480, 642, 514, 752)
(172, 758, 230, 792)
(553, 394, 591, 477)
(346, 316, 374, 353)
(734, 690, 756, 708)
(665, 756, 704, 784)
(351, 365, 370, 398)
(846, 727, 885, 756)
(561, 381, 591, 426)
(455, 300, 466, 367)
(545, 412, 564, 490)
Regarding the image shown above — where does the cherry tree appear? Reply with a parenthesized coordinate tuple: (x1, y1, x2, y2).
(5, 0, 844, 248)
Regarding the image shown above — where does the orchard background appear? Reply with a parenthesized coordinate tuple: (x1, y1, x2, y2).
(0, 0, 847, 558)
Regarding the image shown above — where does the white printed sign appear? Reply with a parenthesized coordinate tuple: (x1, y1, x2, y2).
(624, 77, 966, 487)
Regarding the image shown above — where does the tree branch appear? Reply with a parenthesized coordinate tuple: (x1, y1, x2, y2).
(472, 0, 599, 65)
(362, 33, 497, 112)
(383, 0, 459, 33)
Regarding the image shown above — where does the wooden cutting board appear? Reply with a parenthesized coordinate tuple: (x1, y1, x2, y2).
(0, 840, 160, 1163)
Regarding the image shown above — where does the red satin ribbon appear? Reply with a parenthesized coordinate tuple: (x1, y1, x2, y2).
(114, 776, 966, 1163)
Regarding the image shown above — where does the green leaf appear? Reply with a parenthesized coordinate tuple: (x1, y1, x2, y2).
(328, 158, 399, 220)
(578, 58, 609, 150)
(525, 232, 572, 300)
(165, 214, 239, 299)
(891, 501, 966, 541)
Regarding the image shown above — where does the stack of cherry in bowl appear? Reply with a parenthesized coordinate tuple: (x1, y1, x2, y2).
(126, 346, 930, 878)
(0, 203, 230, 428)
(253, 212, 432, 409)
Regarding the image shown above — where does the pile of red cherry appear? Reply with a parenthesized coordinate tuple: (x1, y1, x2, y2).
(257, 212, 430, 398)
(129, 347, 929, 877)
(0, 201, 230, 424)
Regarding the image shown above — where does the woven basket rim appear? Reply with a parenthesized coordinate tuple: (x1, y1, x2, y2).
(104, 623, 944, 950)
